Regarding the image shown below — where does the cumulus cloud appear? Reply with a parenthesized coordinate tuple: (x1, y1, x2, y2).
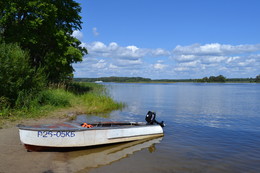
(226, 56, 240, 63)
(92, 59, 107, 69)
(73, 41, 260, 79)
(153, 60, 168, 70)
(169, 43, 260, 78)
(81, 41, 168, 60)
(173, 43, 260, 56)
(237, 59, 256, 67)
(179, 60, 200, 67)
(72, 30, 83, 40)
(154, 63, 166, 70)
(117, 59, 143, 67)
(175, 54, 196, 62)
(152, 48, 170, 56)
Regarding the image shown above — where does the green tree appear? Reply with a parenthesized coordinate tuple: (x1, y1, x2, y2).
(256, 75, 260, 83)
(0, 42, 46, 107)
(0, 0, 87, 82)
(208, 75, 226, 82)
(215, 75, 226, 82)
(197, 75, 226, 83)
(197, 77, 209, 82)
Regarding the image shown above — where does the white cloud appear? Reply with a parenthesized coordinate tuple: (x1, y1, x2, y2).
(72, 30, 83, 40)
(201, 56, 226, 64)
(154, 63, 167, 70)
(116, 59, 143, 67)
(226, 56, 240, 63)
(109, 63, 118, 69)
(108, 42, 119, 50)
(126, 45, 139, 52)
(81, 41, 168, 60)
(237, 59, 256, 67)
(152, 48, 170, 56)
(74, 41, 260, 79)
(175, 54, 196, 62)
(90, 41, 107, 52)
(92, 59, 106, 68)
(173, 43, 260, 56)
(179, 60, 200, 67)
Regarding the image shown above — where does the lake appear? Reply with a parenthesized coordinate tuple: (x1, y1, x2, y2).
(82, 83, 260, 173)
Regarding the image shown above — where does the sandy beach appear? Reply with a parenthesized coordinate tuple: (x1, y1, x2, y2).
(0, 118, 70, 173)
(0, 116, 163, 173)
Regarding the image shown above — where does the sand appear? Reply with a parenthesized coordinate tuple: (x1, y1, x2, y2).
(0, 118, 69, 173)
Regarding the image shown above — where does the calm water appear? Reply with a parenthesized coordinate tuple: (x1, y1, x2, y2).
(83, 83, 260, 173)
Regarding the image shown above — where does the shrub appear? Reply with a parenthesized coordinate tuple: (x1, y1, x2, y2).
(38, 89, 74, 107)
(0, 42, 47, 107)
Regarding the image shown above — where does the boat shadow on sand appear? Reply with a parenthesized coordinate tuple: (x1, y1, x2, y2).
(48, 136, 163, 173)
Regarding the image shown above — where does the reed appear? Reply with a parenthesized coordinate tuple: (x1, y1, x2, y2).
(79, 92, 125, 114)
(0, 83, 125, 127)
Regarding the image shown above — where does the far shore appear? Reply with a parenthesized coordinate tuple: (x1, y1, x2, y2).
(74, 76, 259, 83)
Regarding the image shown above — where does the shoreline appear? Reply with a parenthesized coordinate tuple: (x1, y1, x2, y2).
(0, 82, 125, 129)
(0, 107, 82, 129)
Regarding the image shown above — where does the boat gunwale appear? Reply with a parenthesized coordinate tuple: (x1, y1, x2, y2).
(17, 122, 161, 132)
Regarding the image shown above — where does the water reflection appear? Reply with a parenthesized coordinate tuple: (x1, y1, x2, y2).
(51, 137, 163, 172)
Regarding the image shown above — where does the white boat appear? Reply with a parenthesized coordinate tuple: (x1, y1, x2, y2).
(94, 80, 103, 83)
(18, 111, 164, 151)
(18, 121, 164, 151)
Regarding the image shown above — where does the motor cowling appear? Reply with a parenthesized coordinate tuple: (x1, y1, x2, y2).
(145, 111, 165, 127)
(145, 111, 156, 124)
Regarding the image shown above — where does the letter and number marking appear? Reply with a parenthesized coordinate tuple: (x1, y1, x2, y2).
(37, 131, 76, 138)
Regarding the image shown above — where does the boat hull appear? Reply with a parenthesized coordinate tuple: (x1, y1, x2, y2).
(18, 122, 164, 149)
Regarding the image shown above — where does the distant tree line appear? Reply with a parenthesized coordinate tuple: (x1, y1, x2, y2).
(75, 75, 260, 83)
(75, 77, 152, 83)
(226, 77, 256, 83)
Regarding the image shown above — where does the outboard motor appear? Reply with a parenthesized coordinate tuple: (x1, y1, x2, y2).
(145, 111, 165, 127)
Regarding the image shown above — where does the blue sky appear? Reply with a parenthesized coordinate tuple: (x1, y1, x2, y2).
(73, 0, 260, 79)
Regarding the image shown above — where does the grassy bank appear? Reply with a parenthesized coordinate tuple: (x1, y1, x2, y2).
(0, 82, 125, 127)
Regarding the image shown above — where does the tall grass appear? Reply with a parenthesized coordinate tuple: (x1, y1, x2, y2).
(0, 82, 125, 126)
(69, 82, 125, 114)
(38, 89, 74, 107)
(79, 93, 125, 114)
